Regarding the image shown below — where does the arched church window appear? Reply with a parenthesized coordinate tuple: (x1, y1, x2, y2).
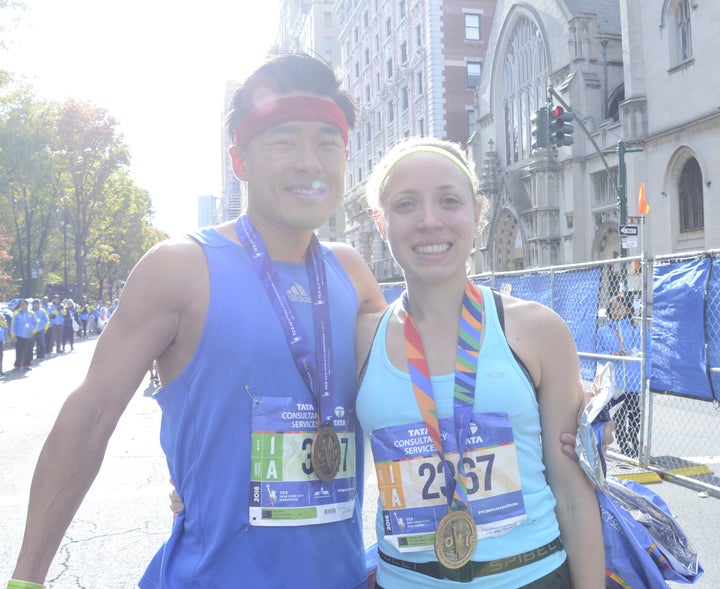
(678, 157, 703, 232)
(677, 0, 692, 62)
(606, 85, 624, 122)
(502, 17, 547, 165)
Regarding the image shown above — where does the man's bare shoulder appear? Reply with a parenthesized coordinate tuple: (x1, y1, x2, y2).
(324, 241, 386, 315)
(143, 234, 204, 261)
(92, 235, 209, 386)
(117, 235, 209, 325)
(133, 236, 206, 284)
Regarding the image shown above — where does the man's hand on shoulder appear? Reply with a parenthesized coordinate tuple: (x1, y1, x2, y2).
(560, 389, 616, 460)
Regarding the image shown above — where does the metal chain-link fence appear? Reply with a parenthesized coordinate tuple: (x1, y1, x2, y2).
(640, 252, 720, 494)
(381, 250, 720, 496)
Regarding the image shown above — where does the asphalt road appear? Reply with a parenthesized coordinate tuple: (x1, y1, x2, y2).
(1, 337, 717, 588)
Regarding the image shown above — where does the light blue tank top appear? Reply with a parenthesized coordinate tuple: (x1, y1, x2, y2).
(356, 286, 565, 588)
(139, 227, 366, 589)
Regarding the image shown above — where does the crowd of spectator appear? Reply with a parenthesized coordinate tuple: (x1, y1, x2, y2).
(0, 296, 119, 377)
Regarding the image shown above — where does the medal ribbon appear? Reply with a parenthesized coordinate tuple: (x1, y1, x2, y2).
(610, 323, 626, 353)
(403, 279, 484, 511)
(235, 215, 334, 428)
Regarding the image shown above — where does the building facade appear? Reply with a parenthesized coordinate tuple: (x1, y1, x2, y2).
(268, 0, 719, 276)
(470, 0, 720, 274)
(335, 0, 497, 280)
(197, 194, 220, 227)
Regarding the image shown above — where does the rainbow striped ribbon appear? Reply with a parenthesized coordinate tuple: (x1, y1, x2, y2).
(403, 279, 485, 509)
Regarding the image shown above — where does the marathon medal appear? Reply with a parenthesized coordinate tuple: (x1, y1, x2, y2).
(403, 280, 485, 568)
(434, 508, 478, 569)
(312, 424, 341, 482)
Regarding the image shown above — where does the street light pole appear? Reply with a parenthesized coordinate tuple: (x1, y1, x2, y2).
(602, 140, 642, 257)
(63, 207, 69, 291)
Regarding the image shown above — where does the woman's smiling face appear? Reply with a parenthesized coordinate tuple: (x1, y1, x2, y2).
(378, 151, 481, 283)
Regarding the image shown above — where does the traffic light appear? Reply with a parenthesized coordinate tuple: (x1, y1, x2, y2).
(548, 105, 574, 147)
(530, 107, 549, 150)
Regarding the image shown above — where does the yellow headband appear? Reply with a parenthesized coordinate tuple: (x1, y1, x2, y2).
(379, 146, 478, 196)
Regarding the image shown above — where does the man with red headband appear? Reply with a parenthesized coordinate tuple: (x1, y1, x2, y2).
(7, 52, 386, 589)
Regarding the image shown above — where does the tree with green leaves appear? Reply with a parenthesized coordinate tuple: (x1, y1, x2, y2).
(51, 99, 131, 300)
(0, 1, 25, 51)
(0, 73, 165, 300)
(86, 168, 166, 301)
(0, 80, 59, 296)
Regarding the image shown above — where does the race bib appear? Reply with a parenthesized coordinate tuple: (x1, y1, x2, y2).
(371, 412, 526, 552)
(249, 395, 356, 526)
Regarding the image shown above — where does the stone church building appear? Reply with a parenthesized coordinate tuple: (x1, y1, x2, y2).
(470, 0, 719, 273)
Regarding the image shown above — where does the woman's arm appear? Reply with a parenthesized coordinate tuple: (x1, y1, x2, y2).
(536, 308, 605, 588)
(505, 297, 605, 588)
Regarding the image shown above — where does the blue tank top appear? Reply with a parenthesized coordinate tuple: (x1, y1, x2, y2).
(356, 286, 565, 588)
(139, 227, 367, 589)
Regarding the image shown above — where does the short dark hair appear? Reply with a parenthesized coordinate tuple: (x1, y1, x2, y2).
(225, 51, 356, 140)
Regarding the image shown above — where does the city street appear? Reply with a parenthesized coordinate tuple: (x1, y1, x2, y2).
(1, 338, 172, 588)
(1, 336, 717, 588)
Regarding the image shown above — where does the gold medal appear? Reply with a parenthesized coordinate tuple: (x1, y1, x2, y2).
(311, 425, 341, 482)
(434, 508, 477, 569)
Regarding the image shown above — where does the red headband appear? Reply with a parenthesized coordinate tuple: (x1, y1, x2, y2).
(232, 95, 349, 150)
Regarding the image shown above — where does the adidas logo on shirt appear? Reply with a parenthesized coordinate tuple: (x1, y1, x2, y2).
(286, 283, 311, 304)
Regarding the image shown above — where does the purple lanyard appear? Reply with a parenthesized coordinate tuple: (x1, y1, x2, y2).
(235, 215, 334, 428)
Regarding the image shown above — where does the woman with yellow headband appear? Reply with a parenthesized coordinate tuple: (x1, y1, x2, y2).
(356, 137, 604, 588)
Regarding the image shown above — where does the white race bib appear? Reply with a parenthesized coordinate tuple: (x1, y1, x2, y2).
(371, 412, 527, 552)
(249, 395, 356, 526)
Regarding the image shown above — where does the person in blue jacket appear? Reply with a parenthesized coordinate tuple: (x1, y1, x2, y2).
(41, 297, 53, 353)
(31, 299, 50, 360)
(77, 298, 90, 338)
(11, 299, 38, 371)
(48, 295, 65, 354)
(0, 309, 8, 376)
(597, 294, 643, 458)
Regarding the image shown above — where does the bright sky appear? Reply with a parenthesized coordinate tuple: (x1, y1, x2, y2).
(2, 0, 280, 236)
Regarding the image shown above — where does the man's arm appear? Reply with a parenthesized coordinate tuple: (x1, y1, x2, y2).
(10, 239, 198, 584)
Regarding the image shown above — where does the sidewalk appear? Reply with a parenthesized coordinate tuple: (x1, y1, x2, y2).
(653, 478, 719, 588)
(606, 455, 719, 587)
